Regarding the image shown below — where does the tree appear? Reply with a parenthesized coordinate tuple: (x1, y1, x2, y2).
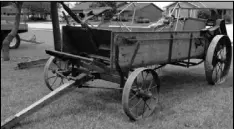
(2, 2, 23, 61)
(1, 2, 11, 7)
(22, 2, 61, 20)
(197, 9, 211, 19)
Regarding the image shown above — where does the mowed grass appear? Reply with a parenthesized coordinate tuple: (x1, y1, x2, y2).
(1, 24, 233, 129)
(1, 58, 233, 129)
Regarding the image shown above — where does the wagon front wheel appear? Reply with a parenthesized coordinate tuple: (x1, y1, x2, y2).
(122, 68, 160, 121)
(205, 35, 232, 85)
(44, 56, 71, 91)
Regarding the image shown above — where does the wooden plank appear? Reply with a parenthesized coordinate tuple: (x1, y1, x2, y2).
(21, 38, 44, 44)
(16, 58, 49, 70)
(1, 81, 77, 129)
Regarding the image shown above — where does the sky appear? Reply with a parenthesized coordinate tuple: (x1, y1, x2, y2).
(153, 2, 173, 9)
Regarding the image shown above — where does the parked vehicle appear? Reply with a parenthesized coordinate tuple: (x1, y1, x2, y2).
(1, 6, 28, 49)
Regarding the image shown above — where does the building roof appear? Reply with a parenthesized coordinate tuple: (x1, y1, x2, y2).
(71, 2, 128, 11)
(165, 2, 233, 9)
(201, 2, 233, 9)
(117, 3, 163, 12)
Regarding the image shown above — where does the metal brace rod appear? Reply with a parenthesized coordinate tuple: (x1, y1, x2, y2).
(128, 41, 140, 70)
(187, 33, 193, 67)
(80, 85, 122, 90)
(168, 34, 174, 63)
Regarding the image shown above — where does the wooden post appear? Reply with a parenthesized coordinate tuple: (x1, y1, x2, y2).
(51, 2, 62, 51)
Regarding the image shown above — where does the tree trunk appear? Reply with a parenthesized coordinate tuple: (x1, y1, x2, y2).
(51, 2, 62, 51)
(1, 2, 23, 61)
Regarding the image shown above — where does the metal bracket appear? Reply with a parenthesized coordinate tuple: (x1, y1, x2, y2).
(168, 34, 174, 63)
(128, 41, 140, 70)
(187, 33, 193, 67)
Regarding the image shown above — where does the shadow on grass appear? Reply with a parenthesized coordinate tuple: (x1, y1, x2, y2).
(148, 65, 233, 123)
(19, 89, 123, 127)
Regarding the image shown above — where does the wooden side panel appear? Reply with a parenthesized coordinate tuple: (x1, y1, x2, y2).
(119, 40, 170, 69)
(171, 32, 204, 60)
(111, 31, 205, 69)
(183, 18, 206, 31)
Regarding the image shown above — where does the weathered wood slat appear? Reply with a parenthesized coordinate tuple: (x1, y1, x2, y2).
(16, 58, 49, 69)
(112, 32, 205, 69)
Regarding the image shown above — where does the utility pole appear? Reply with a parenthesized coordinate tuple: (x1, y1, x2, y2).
(50, 2, 62, 51)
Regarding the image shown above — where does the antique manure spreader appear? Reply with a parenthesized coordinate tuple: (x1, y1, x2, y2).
(1, 2, 232, 129)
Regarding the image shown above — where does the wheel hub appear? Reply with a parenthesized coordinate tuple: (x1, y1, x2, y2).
(137, 89, 152, 100)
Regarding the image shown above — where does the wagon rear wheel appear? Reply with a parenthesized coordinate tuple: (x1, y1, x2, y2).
(205, 35, 232, 85)
(44, 56, 71, 91)
(122, 68, 160, 121)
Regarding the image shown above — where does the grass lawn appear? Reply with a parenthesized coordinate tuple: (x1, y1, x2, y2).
(1, 58, 233, 129)
(1, 25, 233, 129)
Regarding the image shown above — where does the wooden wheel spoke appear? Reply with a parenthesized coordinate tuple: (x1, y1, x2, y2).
(58, 60, 61, 68)
(141, 72, 145, 88)
(215, 64, 219, 82)
(54, 62, 60, 69)
(48, 68, 56, 71)
(129, 94, 137, 101)
(51, 76, 58, 87)
(148, 85, 157, 91)
(145, 101, 151, 110)
(145, 72, 149, 80)
(142, 101, 146, 117)
(59, 78, 64, 86)
(218, 63, 223, 76)
(130, 99, 142, 111)
(132, 81, 138, 89)
(47, 76, 57, 80)
(147, 80, 154, 91)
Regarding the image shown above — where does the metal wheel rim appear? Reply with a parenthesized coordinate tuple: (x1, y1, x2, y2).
(9, 37, 17, 47)
(44, 56, 70, 91)
(122, 68, 160, 121)
(211, 39, 231, 84)
(205, 35, 232, 85)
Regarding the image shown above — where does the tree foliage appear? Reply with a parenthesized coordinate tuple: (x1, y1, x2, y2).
(89, 2, 117, 9)
(1, 2, 12, 7)
(197, 10, 211, 19)
(22, 2, 61, 14)
(22, 2, 51, 14)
